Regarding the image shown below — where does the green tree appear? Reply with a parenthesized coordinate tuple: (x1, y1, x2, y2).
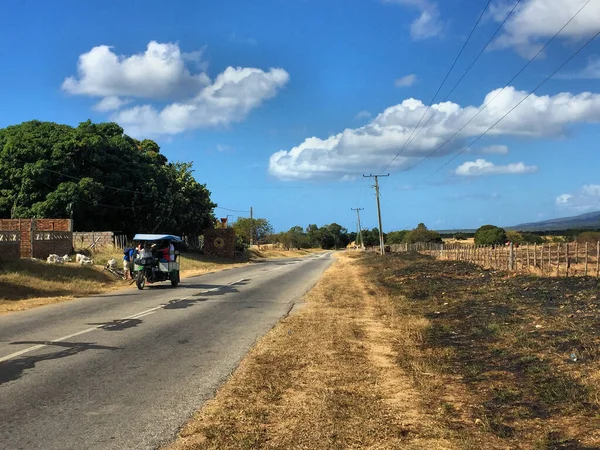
(233, 217, 274, 244)
(474, 225, 507, 246)
(506, 230, 524, 245)
(403, 223, 442, 244)
(386, 230, 408, 245)
(0, 120, 215, 235)
(453, 232, 468, 241)
(521, 232, 544, 244)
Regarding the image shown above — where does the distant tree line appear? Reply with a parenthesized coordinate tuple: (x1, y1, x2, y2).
(0, 120, 216, 236)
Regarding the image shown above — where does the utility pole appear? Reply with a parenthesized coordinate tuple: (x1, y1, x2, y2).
(363, 174, 389, 255)
(351, 208, 365, 250)
(249, 206, 254, 247)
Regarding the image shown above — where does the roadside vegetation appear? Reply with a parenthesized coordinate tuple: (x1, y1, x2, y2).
(362, 252, 600, 448)
(168, 251, 600, 449)
(167, 254, 468, 449)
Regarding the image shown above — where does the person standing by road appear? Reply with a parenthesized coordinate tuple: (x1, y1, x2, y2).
(123, 247, 136, 280)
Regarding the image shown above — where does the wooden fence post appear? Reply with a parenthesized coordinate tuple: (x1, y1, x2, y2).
(557, 243, 561, 277)
(534, 243, 537, 269)
(584, 242, 589, 277)
(509, 242, 515, 271)
(596, 241, 600, 279)
(526, 244, 530, 270)
(566, 242, 570, 277)
(540, 243, 544, 274)
(575, 241, 579, 264)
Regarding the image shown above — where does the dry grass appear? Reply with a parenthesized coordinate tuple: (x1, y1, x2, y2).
(0, 248, 248, 314)
(362, 252, 600, 449)
(165, 253, 464, 450)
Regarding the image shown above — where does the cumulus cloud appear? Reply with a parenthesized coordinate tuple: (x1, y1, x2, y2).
(382, 0, 444, 40)
(269, 86, 600, 181)
(556, 185, 600, 212)
(93, 96, 131, 112)
(490, 0, 600, 57)
(455, 159, 537, 176)
(395, 74, 417, 87)
(63, 41, 289, 136)
(111, 66, 289, 136)
(63, 41, 210, 99)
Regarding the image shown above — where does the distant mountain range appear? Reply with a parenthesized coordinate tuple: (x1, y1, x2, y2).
(437, 211, 600, 234)
(508, 211, 600, 232)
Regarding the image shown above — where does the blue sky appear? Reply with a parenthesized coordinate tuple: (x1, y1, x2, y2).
(1, 0, 600, 232)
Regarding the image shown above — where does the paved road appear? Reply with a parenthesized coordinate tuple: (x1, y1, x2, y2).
(0, 253, 333, 450)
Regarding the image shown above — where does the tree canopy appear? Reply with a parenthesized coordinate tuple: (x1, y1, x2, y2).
(403, 223, 442, 244)
(0, 120, 215, 235)
(474, 225, 507, 246)
(233, 217, 275, 245)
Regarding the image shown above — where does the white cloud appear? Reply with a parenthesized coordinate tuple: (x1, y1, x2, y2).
(556, 185, 600, 212)
(394, 74, 417, 87)
(411, 8, 443, 40)
(467, 144, 509, 155)
(355, 110, 372, 120)
(63, 41, 210, 99)
(383, 0, 444, 40)
(455, 159, 537, 176)
(556, 194, 574, 204)
(63, 42, 289, 137)
(93, 96, 131, 112)
(269, 86, 600, 181)
(490, 0, 600, 57)
(560, 55, 600, 79)
(112, 66, 289, 136)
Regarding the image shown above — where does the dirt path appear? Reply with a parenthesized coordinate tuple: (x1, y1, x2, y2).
(166, 253, 462, 449)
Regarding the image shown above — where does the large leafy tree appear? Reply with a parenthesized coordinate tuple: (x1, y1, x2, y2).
(233, 217, 274, 244)
(0, 120, 215, 235)
(474, 225, 507, 246)
(403, 223, 442, 244)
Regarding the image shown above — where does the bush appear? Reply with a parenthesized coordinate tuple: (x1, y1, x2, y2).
(521, 232, 544, 245)
(403, 223, 442, 244)
(454, 232, 468, 241)
(474, 225, 507, 246)
(576, 231, 600, 245)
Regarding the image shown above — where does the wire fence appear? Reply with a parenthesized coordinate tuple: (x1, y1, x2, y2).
(388, 242, 600, 278)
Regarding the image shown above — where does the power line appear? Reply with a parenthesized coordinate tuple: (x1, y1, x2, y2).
(380, 0, 493, 173)
(215, 206, 250, 213)
(404, 0, 594, 173)
(425, 27, 600, 179)
(398, 0, 522, 156)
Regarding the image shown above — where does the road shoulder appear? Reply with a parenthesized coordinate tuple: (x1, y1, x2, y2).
(165, 252, 460, 450)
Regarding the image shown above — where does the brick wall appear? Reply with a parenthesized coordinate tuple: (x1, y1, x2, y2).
(0, 219, 72, 258)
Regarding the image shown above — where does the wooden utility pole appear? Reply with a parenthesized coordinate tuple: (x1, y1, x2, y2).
(352, 208, 365, 250)
(363, 174, 389, 255)
(250, 206, 254, 247)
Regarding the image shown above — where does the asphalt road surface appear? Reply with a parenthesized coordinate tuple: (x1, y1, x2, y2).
(0, 253, 333, 450)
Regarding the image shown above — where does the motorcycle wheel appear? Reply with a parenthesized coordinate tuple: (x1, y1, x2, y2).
(171, 271, 180, 288)
(136, 271, 146, 290)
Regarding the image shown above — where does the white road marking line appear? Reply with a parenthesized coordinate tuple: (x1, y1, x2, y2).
(0, 326, 99, 363)
(0, 273, 265, 363)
